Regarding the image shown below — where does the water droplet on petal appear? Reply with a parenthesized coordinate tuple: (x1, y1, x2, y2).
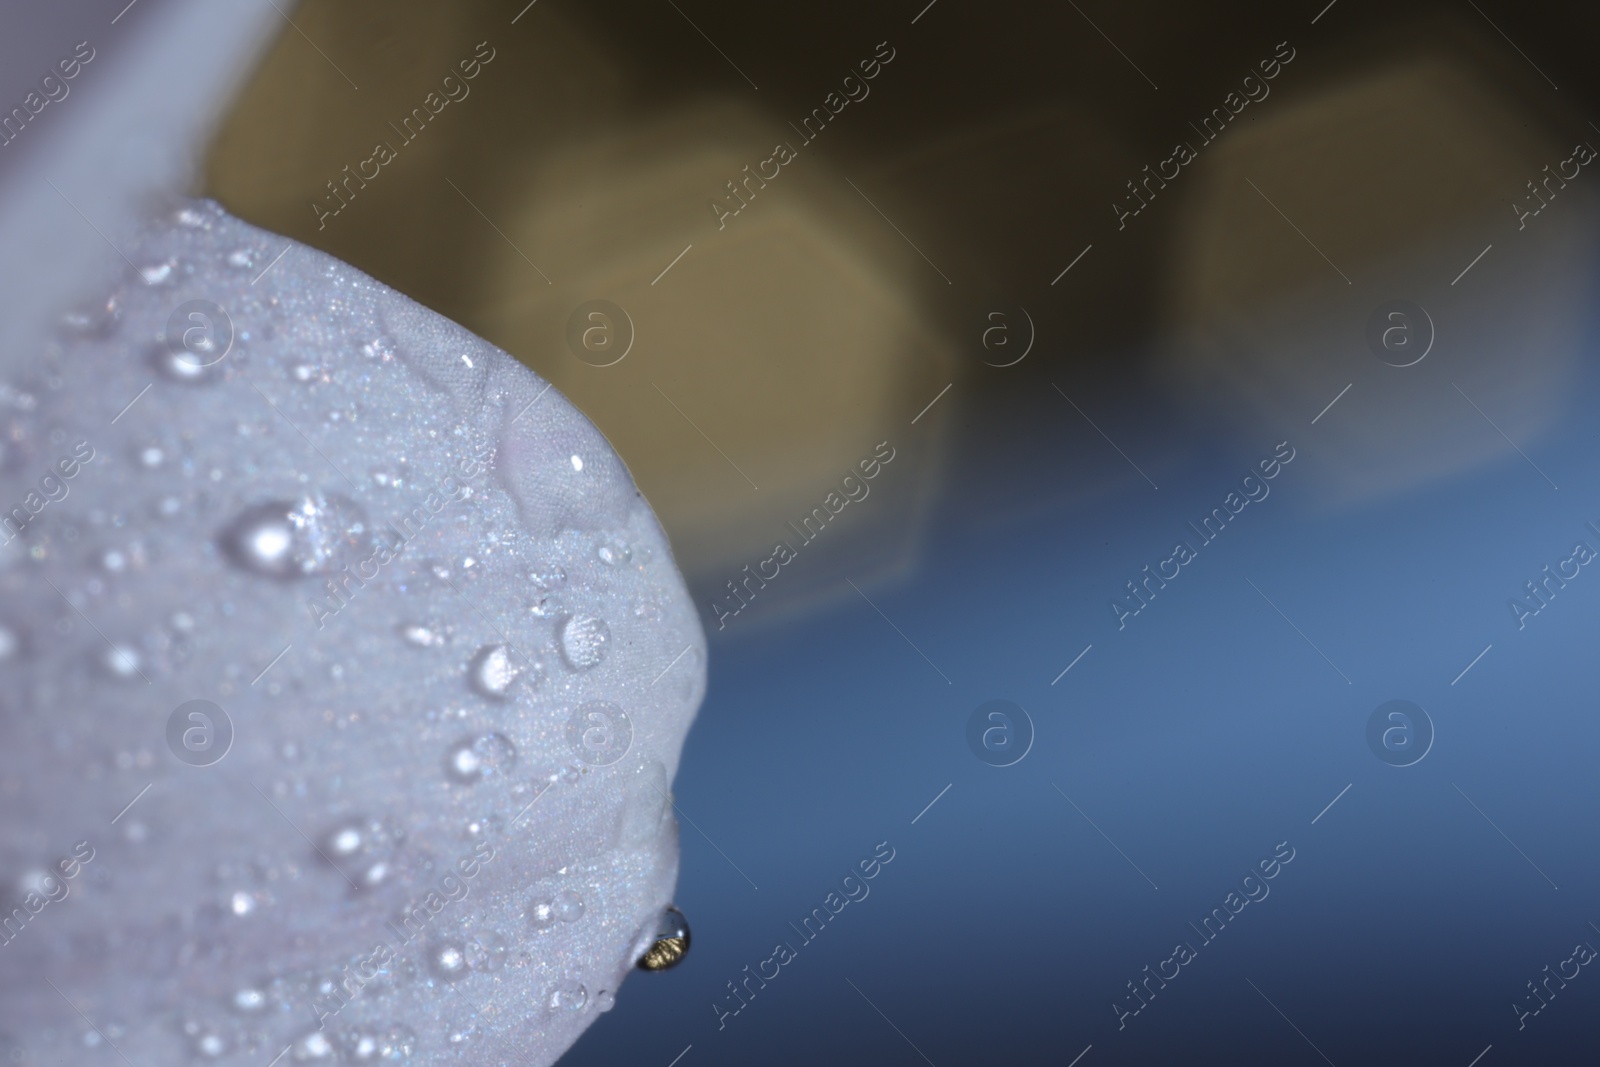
(221, 494, 369, 578)
(100, 643, 143, 679)
(326, 823, 364, 857)
(399, 623, 443, 648)
(187, 1027, 229, 1059)
(444, 733, 516, 785)
(318, 816, 402, 888)
(558, 614, 610, 670)
(467, 643, 517, 699)
(529, 888, 585, 929)
(548, 982, 588, 1011)
(361, 337, 396, 362)
(428, 941, 468, 978)
(344, 1032, 381, 1063)
(231, 988, 267, 1014)
(153, 342, 220, 384)
(530, 565, 567, 591)
(60, 297, 119, 338)
(226, 248, 256, 270)
(554, 889, 585, 923)
(379, 1026, 416, 1063)
(596, 540, 631, 566)
(463, 931, 510, 972)
(292, 1029, 336, 1061)
(139, 259, 176, 286)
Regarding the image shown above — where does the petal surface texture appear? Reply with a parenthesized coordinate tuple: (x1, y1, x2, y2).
(0, 200, 705, 1067)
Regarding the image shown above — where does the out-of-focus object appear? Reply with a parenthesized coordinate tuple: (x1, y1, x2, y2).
(1159, 50, 1597, 506)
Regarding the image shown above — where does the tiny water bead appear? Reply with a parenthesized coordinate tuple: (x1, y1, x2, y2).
(326, 823, 365, 858)
(138, 259, 176, 286)
(443, 733, 517, 784)
(428, 941, 468, 979)
(292, 1029, 336, 1061)
(360, 337, 396, 362)
(152, 341, 220, 384)
(317, 816, 403, 888)
(637, 906, 691, 972)
(530, 565, 567, 591)
(99, 643, 143, 679)
(463, 930, 510, 972)
(398, 622, 444, 647)
(557, 614, 610, 671)
(595, 540, 630, 566)
(466, 643, 517, 699)
(230, 988, 267, 1014)
(547, 982, 587, 1012)
(528, 889, 585, 930)
(182, 1021, 228, 1059)
(340, 1025, 415, 1063)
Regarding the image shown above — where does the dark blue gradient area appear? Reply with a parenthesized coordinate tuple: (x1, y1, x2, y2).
(563, 326, 1600, 1065)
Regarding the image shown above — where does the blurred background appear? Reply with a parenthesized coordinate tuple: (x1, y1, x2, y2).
(25, 0, 1600, 1062)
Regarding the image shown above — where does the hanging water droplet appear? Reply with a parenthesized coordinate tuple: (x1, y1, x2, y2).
(637, 905, 691, 971)
(467, 643, 517, 699)
(221, 494, 370, 579)
(443, 733, 516, 784)
(547, 982, 588, 1011)
(594, 989, 617, 1013)
(428, 941, 468, 979)
(558, 614, 610, 670)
